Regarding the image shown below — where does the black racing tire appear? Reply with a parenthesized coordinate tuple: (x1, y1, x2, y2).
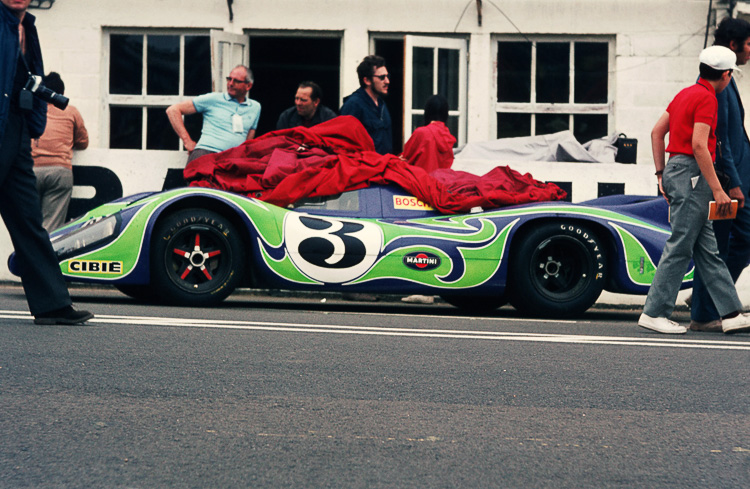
(441, 294, 507, 313)
(508, 221, 606, 318)
(115, 284, 156, 302)
(151, 209, 244, 306)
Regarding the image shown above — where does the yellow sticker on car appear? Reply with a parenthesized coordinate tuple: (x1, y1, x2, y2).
(393, 195, 434, 211)
(68, 260, 123, 274)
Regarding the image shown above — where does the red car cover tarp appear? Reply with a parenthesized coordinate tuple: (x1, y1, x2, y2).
(184, 116, 567, 214)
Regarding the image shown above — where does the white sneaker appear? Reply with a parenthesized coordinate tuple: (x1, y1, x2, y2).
(638, 313, 687, 334)
(721, 313, 750, 334)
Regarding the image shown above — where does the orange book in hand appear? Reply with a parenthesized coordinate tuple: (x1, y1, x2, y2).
(708, 200, 738, 220)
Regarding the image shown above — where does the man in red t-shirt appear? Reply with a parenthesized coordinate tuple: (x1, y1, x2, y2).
(639, 45, 750, 334)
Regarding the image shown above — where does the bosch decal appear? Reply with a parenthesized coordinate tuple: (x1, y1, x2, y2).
(393, 195, 434, 211)
(403, 252, 441, 271)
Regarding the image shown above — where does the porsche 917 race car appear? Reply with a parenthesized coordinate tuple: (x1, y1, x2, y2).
(11, 185, 688, 318)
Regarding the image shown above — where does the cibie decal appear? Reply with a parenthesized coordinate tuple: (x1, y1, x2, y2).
(393, 195, 434, 211)
(284, 214, 383, 283)
(403, 252, 441, 271)
(68, 260, 123, 274)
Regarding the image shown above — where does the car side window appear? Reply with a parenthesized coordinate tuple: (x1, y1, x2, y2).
(290, 192, 360, 212)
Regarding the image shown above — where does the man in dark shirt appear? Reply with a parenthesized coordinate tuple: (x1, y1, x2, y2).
(340, 55, 392, 154)
(276, 81, 336, 130)
(690, 17, 750, 332)
(339, 56, 393, 302)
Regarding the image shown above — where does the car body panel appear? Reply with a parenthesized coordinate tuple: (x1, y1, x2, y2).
(12, 185, 691, 310)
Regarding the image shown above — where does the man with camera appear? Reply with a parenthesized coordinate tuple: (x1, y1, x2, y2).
(0, 0, 93, 325)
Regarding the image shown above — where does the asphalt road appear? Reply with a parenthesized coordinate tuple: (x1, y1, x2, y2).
(0, 284, 748, 488)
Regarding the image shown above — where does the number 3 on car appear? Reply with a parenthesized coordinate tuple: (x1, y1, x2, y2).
(284, 214, 383, 283)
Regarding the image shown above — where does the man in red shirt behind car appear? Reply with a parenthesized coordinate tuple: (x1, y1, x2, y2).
(638, 45, 750, 335)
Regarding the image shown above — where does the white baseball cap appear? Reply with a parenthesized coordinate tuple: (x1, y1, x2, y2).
(699, 45, 739, 71)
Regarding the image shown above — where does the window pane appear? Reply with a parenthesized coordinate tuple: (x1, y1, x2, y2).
(445, 116, 458, 146)
(575, 42, 608, 103)
(253, 36, 342, 140)
(536, 113, 569, 135)
(573, 114, 608, 143)
(147, 107, 179, 150)
(437, 48, 459, 110)
(184, 112, 203, 146)
(147, 35, 179, 96)
(412, 47, 434, 110)
(536, 43, 569, 103)
(110, 107, 142, 149)
(411, 114, 424, 132)
(497, 112, 531, 139)
(497, 42, 531, 102)
(110, 34, 143, 95)
(184, 35, 212, 96)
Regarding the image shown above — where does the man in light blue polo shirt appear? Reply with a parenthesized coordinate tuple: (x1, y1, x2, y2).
(167, 64, 261, 164)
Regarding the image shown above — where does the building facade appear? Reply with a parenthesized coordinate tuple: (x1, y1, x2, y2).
(28, 1, 746, 199)
(35, 0, 737, 153)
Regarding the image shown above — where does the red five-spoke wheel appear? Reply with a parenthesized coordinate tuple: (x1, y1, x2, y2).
(151, 209, 244, 306)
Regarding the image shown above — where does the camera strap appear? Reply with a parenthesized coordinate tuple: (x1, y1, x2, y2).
(18, 43, 31, 77)
(17, 45, 34, 111)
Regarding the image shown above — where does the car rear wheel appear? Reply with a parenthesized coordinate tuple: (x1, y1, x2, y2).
(151, 209, 244, 306)
(508, 221, 606, 318)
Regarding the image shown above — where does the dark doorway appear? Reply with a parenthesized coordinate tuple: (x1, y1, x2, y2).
(374, 38, 404, 154)
(249, 36, 341, 137)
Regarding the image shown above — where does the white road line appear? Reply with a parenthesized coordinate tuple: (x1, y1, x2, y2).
(3, 310, 749, 350)
(329, 310, 576, 324)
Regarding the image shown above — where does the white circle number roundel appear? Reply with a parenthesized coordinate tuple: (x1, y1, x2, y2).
(284, 214, 383, 283)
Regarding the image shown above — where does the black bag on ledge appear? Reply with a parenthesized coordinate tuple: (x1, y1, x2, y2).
(615, 133, 637, 163)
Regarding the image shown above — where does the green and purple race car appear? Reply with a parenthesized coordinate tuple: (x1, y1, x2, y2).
(11, 184, 688, 318)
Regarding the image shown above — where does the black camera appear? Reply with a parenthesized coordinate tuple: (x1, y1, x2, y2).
(24, 74, 69, 110)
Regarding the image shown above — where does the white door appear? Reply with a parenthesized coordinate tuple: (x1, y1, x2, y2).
(404, 36, 468, 146)
(210, 30, 250, 92)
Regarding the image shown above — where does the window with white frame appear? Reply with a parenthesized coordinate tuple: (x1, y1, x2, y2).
(107, 31, 211, 150)
(495, 37, 613, 143)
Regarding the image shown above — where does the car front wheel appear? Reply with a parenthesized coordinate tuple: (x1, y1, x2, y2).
(151, 209, 244, 306)
(508, 221, 606, 318)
